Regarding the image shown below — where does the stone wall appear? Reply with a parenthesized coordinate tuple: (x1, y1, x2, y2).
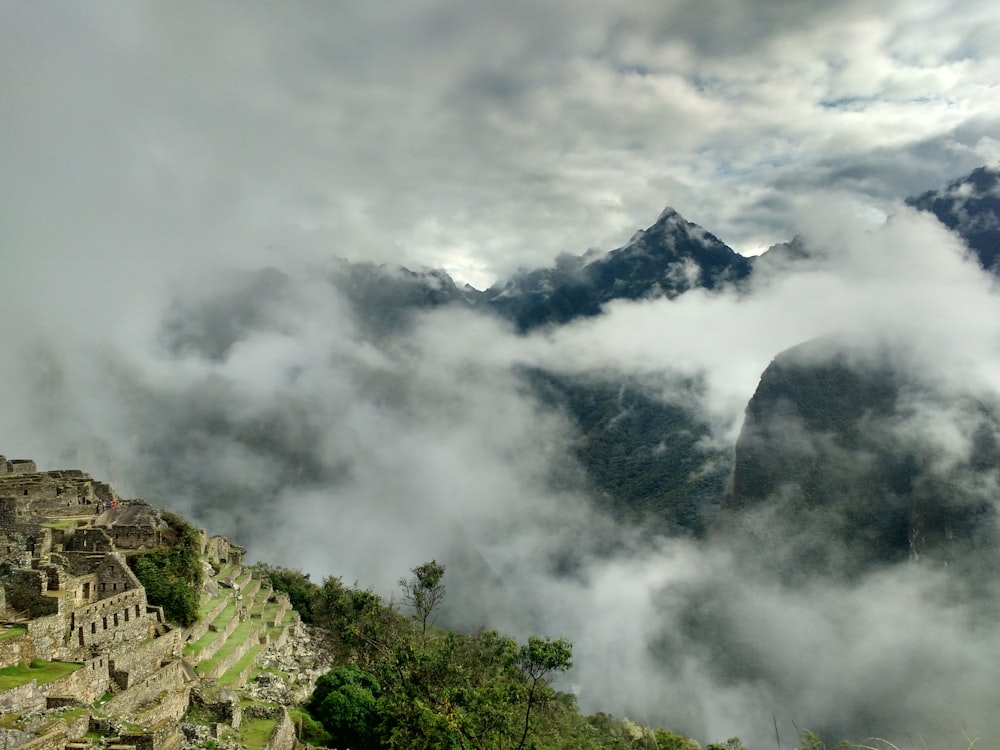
(0, 727, 36, 750)
(26, 613, 70, 658)
(267, 593, 290, 627)
(197, 606, 241, 663)
(96, 553, 143, 598)
(6, 569, 61, 616)
(262, 709, 297, 750)
(109, 631, 183, 688)
(0, 471, 98, 516)
(45, 654, 111, 705)
(132, 683, 193, 726)
(92, 481, 119, 505)
(186, 595, 231, 643)
(0, 629, 34, 668)
(119, 717, 181, 750)
(0, 496, 19, 535)
(202, 625, 262, 680)
(204, 536, 230, 565)
(67, 527, 114, 553)
(102, 660, 189, 718)
(105, 524, 160, 551)
(0, 680, 44, 714)
(10, 728, 66, 750)
(70, 587, 150, 650)
(0, 656, 106, 713)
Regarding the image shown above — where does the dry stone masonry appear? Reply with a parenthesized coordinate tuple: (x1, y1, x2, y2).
(0, 456, 321, 750)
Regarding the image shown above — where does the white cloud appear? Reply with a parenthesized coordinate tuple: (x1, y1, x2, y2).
(3, 1, 998, 287)
(4, 2, 1000, 746)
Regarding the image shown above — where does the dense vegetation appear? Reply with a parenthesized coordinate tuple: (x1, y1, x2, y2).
(728, 340, 1000, 577)
(266, 563, 707, 750)
(525, 368, 729, 536)
(130, 511, 204, 626)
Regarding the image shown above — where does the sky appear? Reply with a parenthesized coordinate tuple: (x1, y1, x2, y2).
(3, 0, 1000, 290)
(4, 2, 1000, 747)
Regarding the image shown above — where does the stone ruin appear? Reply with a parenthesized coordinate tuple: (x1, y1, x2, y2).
(0, 456, 307, 750)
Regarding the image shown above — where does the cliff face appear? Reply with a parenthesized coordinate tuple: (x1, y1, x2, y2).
(726, 339, 1000, 577)
(907, 165, 1000, 272)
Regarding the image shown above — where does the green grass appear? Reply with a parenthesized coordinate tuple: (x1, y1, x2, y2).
(0, 625, 27, 641)
(198, 590, 230, 618)
(185, 601, 239, 658)
(42, 519, 80, 530)
(240, 717, 278, 750)
(234, 569, 253, 588)
(218, 644, 264, 687)
(267, 625, 284, 642)
(0, 713, 24, 729)
(250, 595, 269, 618)
(0, 660, 82, 690)
(195, 619, 261, 676)
(55, 706, 90, 720)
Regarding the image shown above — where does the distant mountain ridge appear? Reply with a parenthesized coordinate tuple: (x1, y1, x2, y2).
(149, 164, 1000, 572)
(907, 164, 1000, 271)
(481, 207, 752, 332)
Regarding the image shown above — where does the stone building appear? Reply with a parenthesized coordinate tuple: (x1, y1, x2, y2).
(0, 455, 303, 750)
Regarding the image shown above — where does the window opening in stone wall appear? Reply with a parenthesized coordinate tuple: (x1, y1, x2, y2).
(124, 608, 129, 622)
(113, 613, 118, 626)
(103, 616, 107, 630)
(91, 622, 96, 634)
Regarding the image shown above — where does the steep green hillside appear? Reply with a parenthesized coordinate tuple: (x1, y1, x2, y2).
(727, 337, 1000, 576)
(526, 368, 730, 536)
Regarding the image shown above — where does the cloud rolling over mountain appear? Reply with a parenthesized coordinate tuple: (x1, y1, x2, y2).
(4, 187, 1000, 745)
(4, 3, 1000, 745)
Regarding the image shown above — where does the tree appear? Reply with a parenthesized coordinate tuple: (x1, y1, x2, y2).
(131, 512, 203, 626)
(399, 560, 446, 638)
(261, 565, 319, 623)
(515, 635, 573, 750)
(309, 664, 384, 749)
(707, 739, 747, 750)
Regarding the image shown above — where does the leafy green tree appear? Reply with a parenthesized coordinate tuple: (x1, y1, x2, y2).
(516, 636, 573, 750)
(399, 560, 446, 637)
(261, 565, 319, 623)
(649, 728, 703, 750)
(301, 562, 701, 750)
(131, 512, 203, 626)
(707, 738, 747, 750)
(309, 664, 384, 749)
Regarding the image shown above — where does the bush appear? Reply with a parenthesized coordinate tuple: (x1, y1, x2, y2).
(308, 665, 383, 749)
(130, 512, 204, 626)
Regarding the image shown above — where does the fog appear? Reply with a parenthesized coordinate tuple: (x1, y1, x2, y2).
(3, 196, 1000, 746)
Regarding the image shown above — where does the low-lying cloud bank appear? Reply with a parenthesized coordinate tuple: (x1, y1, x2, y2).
(2, 201, 999, 746)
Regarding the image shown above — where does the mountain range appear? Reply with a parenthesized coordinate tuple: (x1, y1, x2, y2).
(13, 163, 1000, 745)
(153, 164, 1000, 579)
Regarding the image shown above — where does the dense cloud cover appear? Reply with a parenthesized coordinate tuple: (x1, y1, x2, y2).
(4, 3, 1000, 747)
(3, 1, 1000, 285)
(5, 195, 1000, 745)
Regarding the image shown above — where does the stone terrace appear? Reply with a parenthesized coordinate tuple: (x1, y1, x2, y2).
(0, 455, 307, 750)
